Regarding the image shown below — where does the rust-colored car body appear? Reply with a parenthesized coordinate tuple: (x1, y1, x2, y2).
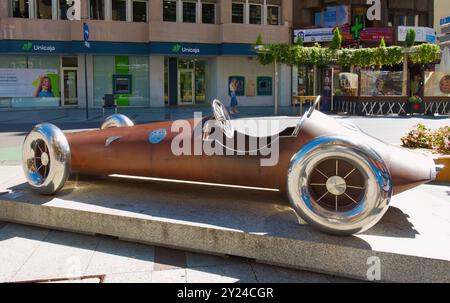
(22, 100, 439, 235)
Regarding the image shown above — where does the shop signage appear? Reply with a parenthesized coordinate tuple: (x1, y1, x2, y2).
(21, 41, 57, 53)
(398, 26, 436, 44)
(342, 27, 394, 43)
(294, 28, 334, 43)
(366, 0, 381, 21)
(171, 43, 201, 55)
(295, 27, 393, 44)
(440, 16, 450, 26)
(0, 68, 59, 98)
(66, 0, 81, 21)
(83, 23, 90, 48)
(351, 15, 365, 40)
(323, 5, 349, 28)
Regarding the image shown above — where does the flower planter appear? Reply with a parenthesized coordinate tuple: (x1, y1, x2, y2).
(409, 102, 424, 114)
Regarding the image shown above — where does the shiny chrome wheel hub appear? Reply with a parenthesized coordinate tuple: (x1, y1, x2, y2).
(326, 175, 346, 196)
(308, 158, 366, 212)
(41, 152, 49, 167)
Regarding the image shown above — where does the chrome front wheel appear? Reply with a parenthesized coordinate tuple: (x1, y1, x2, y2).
(22, 123, 71, 195)
(287, 136, 392, 235)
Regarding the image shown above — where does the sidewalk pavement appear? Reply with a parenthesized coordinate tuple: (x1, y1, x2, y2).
(0, 106, 298, 131)
(0, 221, 357, 283)
(1, 106, 449, 166)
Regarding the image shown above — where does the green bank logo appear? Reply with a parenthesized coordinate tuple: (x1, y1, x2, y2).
(22, 42, 33, 51)
(171, 43, 200, 54)
(172, 44, 182, 53)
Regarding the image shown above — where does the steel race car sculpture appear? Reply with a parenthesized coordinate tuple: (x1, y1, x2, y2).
(22, 97, 441, 235)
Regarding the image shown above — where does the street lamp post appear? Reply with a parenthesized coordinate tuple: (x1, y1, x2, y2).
(274, 60, 278, 115)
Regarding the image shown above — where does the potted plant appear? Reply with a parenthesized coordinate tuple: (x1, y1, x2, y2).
(409, 95, 423, 113)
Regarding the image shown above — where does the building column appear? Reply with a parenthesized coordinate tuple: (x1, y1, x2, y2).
(149, 56, 165, 107)
(149, 0, 163, 21)
(105, 0, 112, 21)
(127, 0, 133, 22)
(278, 63, 292, 107)
(219, 0, 231, 24)
(0, 1, 9, 18)
(77, 54, 95, 108)
(177, 0, 183, 22)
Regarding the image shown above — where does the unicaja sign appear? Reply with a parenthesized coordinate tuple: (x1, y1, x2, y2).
(172, 44, 201, 54)
(22, 42, 56, 53)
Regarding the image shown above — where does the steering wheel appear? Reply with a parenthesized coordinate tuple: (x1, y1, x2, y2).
(296, 95, 321, 132)
(212, 99, 234, 138)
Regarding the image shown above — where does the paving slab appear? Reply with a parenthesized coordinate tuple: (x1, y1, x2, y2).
(0, 223, 49, 282)
(0, 165, 449, 282)
(151, 269, 187, 283)
(186, 264, 257, 283)
(84, 237, 155, 276)
(10, 230, 99, 282)
(103, 271, 153, 283)
(250, 263, 333, 283)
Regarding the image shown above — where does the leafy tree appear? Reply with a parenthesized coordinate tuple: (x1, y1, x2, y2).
(296, 34, 303, 46)
(379, 37, 386, 47)
(405, 29, 416, 48)
(330, 27, 342, 50)
(256, 34, 263, 45)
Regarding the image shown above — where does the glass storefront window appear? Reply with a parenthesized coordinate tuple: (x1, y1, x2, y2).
(94, 56, 114, 107)
(249, 4, 262, 25)
(0, 55, 27, 68)
(202, 3, 215, 24)
(313, 11, 322, 27)
(90, 0, 105, 20)
(93, 56, 149, 107)
(360, 70, 403, 96)
(195, 61, 206, 103)
(112, 0, 127, 21)
(163, 0, 177, 22)
(267, 6, 279, 25)
(337, 72, 358, 97)
(0, 55, 61, 108)
(133, 0, 147, 22)
(164, 58, 169, 105)
(232, 3, 244, 24)
(36, 0, 52, 19)
(12, 0, 29, 18)
(183, 2, 197, 23)
(129, 56, 150, 106)
(296, 66, 314, 96)
(59, 0, 68, 20)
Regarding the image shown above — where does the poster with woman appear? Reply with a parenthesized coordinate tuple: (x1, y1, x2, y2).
(0, 69, 59, 98)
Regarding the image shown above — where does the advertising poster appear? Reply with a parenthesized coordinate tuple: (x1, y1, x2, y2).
(398, 26, 436, 44)
(0, 68, 59, 98)
(321, 69, 332, 111)
(424, 48, 450, 97)
(360, 71, 403, 96)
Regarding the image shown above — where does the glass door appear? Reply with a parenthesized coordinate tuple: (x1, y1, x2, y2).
(62, 69, 78, 106)
(178, 69, 194, 104)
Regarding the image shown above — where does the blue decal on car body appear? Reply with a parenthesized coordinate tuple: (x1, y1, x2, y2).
(149, 129, 167, 144)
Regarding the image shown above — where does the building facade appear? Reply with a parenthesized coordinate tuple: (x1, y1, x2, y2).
(290, 0, 436, 113)
(435, 0, 450, 48)
(0, 0, 293, 109)
(293, 0, 435, 47)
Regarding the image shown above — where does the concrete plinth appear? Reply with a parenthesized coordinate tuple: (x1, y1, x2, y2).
(1, 165, 449, 282)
